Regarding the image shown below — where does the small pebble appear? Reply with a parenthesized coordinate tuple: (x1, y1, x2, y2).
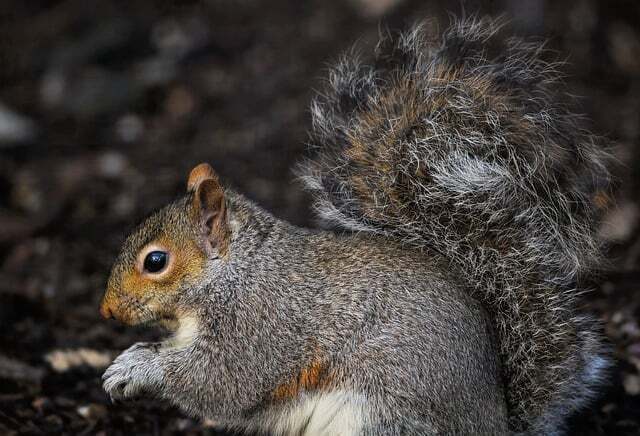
(623, 374, 640, 396)
(77, 403, 108, 421)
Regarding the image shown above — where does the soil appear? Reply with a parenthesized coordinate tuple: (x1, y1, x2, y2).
(0, 0, 639, 434)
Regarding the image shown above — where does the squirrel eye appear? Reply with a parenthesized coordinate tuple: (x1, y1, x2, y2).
(143, 251, 168, 273)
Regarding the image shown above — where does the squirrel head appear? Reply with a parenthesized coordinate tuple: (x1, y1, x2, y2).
(100, 163, 230, 327)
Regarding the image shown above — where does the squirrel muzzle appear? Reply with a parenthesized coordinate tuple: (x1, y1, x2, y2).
(99, 299, 114, 320)
(99, 287, 135, 324)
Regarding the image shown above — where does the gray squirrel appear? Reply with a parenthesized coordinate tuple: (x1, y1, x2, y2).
(100, 17, 612, 435)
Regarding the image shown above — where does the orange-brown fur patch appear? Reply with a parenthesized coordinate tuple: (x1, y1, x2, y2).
(272, 358, 333, 402)
(188, 163, 219, 191)
(104, 237, 206, 325)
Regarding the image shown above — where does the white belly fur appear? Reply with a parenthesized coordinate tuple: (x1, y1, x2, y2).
(258, 390, 369, 436)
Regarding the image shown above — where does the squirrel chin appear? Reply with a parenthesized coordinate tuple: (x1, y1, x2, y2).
(162, 314, 200, 349)
(157, 316, 180, 332)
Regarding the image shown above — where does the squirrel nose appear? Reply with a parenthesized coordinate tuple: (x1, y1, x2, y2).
(100, 301, 114, 320)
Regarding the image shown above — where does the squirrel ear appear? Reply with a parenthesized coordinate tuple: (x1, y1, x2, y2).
(191, 169, 229, 256)
(187, 163, 219, 192)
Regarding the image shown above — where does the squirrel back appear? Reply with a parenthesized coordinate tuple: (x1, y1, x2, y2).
(299, 17, 612, 434)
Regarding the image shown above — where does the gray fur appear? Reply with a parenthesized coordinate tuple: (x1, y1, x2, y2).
(103, 17, 611, 435)
(104, 192, 508, 434)
(299, 16, 611, 434)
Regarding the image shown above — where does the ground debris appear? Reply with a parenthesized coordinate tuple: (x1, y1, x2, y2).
(0, 0, 638, 435)
(45, 349, 114, 373)
(0, 354, 44, 385)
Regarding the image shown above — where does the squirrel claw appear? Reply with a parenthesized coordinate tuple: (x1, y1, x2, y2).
(103, 342, 161, 401)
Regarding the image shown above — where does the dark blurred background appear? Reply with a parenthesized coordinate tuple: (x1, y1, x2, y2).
(0, 0, 638, 434)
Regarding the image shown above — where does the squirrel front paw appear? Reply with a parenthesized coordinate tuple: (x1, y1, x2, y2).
(102, 342, 162, 402)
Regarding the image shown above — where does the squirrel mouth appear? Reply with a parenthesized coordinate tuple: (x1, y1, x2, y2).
(127, 314, 179, 334)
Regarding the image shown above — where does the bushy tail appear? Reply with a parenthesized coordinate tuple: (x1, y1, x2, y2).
(299, 17, 612, 434)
